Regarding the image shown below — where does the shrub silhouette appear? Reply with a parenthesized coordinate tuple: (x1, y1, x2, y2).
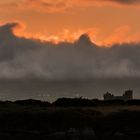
(101, 100, 125, 106)
(14, 99, 51, 107)
(52, 98, 96, 107)
(126, 99, 140, 105)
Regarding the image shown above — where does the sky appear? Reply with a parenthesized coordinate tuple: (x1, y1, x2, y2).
(1, 0, 140, 46)
(1, 0, 140, 99)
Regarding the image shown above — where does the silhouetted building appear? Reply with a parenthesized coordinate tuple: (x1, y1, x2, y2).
(103, 90, 133, 101)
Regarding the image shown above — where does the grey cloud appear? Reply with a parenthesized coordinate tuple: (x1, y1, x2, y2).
(110, 0, 140, 5)
(83, 0, 140, 6)
(0, 22, 140, 80)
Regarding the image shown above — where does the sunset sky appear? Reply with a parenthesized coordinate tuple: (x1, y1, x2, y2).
(1, 0, 140, 46)
(1, 0, 140, 99)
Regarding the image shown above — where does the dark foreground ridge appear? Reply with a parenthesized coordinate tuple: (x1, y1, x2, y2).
(0, 98, 140, 140)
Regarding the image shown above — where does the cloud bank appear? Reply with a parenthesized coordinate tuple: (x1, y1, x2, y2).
(0, 22, 140, 80)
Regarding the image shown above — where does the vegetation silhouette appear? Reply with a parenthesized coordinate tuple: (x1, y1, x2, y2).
(15, 99, 51, 107)
(0, 98, 138, 139)
(52, 97, 96, 107)
(12, 98, 140, 107)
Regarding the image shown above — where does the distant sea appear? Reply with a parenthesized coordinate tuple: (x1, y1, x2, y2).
(0, 78, 139, 102)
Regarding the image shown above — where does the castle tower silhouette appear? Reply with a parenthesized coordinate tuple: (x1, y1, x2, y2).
(103, 90, 133, 101)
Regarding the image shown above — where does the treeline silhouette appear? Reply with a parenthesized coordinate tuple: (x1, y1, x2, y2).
(0, 98, 139, 107)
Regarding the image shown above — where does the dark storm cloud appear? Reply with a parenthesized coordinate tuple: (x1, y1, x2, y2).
(0, 22, 140, 80)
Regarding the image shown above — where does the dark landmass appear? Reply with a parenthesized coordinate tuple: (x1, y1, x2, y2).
(0, 98, 140, 140)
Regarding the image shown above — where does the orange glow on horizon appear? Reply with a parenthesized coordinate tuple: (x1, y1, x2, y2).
(13, 23, 140, 47)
